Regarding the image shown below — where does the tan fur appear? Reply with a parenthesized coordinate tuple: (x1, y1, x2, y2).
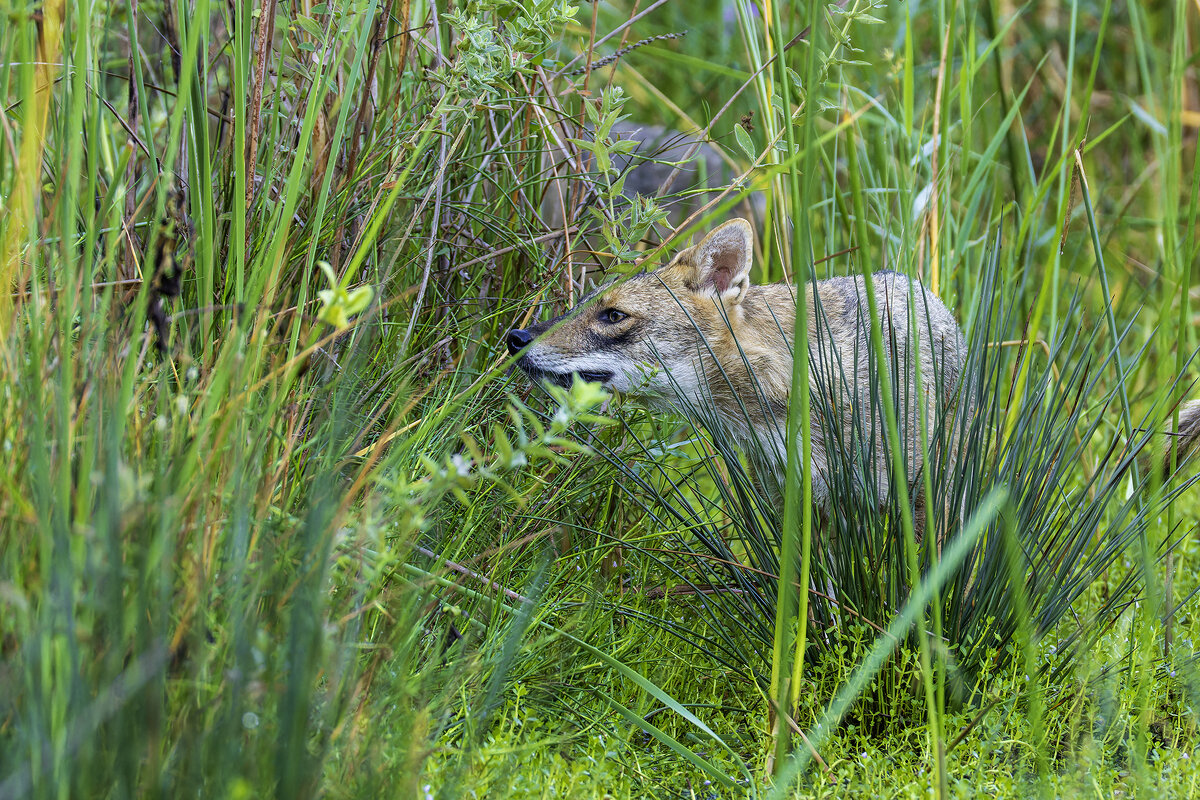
(508, 219, 967, 509)
(1163, 400, 1200, 476)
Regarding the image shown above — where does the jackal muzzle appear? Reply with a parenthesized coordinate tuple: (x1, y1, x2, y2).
(506, 323, 614, 388)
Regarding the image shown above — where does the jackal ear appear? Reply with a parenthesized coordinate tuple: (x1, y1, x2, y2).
(692, 219, 753, 304)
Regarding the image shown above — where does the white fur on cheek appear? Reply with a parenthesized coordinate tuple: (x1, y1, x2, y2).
(644, 357, 706, 408)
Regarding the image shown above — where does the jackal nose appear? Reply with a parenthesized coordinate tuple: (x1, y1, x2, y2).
(506, 328, 534, 355)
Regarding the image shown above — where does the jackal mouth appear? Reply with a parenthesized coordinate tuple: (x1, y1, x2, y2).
(516, 359, 613, 388)
(575, 370, 614, 385)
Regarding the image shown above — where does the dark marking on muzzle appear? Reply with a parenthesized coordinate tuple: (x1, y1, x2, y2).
(515, 363, 613, 389)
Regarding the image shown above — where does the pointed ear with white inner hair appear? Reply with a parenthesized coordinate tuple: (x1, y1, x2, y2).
(693, 218, 754, 305)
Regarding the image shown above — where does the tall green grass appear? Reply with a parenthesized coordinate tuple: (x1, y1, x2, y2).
(0, 0, 598, 796)
(1, 0, 1197, 797)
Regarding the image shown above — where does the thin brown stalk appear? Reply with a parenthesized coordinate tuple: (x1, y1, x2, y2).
(412, 545, 531, 604)
(452, 225, 582, 272)
(122, 0, 142, 284)
(927, 22, 952, 294)
(555, 0, 672, 75)
(395, 0, 412, 71)
(332, 0, 396, 270)
(398, 134, 447, 355)
(245, 0, 277, 234)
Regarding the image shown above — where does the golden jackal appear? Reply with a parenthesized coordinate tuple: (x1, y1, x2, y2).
(507, 218, 1199, 511)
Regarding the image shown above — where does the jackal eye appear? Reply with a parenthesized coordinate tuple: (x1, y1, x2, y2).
(599, 309, 628, 325)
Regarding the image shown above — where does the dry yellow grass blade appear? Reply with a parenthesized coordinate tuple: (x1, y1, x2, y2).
(1, 0, 65, 333)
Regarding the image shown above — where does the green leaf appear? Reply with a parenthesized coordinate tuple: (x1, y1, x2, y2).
(295, 15, 324, 40)
(733, 123, 756, 161)
(343, 285, 374, 315)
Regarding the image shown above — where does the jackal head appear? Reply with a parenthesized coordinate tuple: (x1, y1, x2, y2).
(507, 219, 755, 403)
